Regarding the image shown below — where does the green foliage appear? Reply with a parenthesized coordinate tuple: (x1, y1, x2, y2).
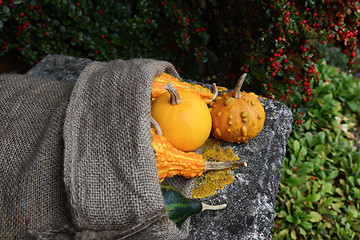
(0, 0, 22, 28)
(0, 0, 209, 75)
(0, 0, 359, 107)
(274, 60, 360, 239)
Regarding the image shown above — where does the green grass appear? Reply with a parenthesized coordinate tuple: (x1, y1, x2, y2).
(273, 60, 360, 239)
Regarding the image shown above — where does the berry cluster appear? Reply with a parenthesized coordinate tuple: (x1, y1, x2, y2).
(0, 0, 359, 115)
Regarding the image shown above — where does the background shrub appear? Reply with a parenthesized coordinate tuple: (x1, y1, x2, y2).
(1, 0, 359, 104)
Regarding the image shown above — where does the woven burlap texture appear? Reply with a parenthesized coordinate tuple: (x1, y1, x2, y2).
(0, 74, 74, 240)
(1, 59, 195, 240)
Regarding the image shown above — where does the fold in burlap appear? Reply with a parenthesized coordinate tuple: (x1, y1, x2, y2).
(1, 59, 196, 239)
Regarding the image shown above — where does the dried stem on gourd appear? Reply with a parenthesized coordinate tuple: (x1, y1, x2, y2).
(204, 160, 247, 172)
(211, 83, 218, 101)
(201, 203, 227, 211)
(164, 82, 181, 105)
(150, 116, 163, 135)
(233, 73, 247, 99)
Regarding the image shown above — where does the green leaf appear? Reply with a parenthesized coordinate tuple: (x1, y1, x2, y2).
(286, 215, 294, 223)
(291, 229, 297, 239)
(298, 226, 306, 236)
(293, 140, 300, 155)
(325, 169, 339, 180)
(300, 221, 312, 229)
(335, 188, 344, 197)
(2, 5, 10, 14)
(13, 0, 22, 4)
(0, 20, 2, 29)
(346, 101, 358, 111)
(309, 211, 322, 222)
(322, 182, 333, 194)
(347, 176, 355, 187)
(282, 176, 306, 187)
(305, 132, 313, 147)
(331, 202, 343, 213)
(304, 194, 321, 202)
(324, 197, 334, 206)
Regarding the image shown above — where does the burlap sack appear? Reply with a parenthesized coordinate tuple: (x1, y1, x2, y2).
(0, 74, 74, 239)
(1, 59, 196, 239)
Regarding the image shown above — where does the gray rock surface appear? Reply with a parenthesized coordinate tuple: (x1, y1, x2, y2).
(25, 54, 92, 83)
(25, 54, 293, 240)
(187, 97, 292, 240)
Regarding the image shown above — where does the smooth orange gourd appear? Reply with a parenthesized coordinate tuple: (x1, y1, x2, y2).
(151, 82, 212, 152)
(209, 73, 265, 143)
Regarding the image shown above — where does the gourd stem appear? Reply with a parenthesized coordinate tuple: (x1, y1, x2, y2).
(164, 82, 181, 105)
(211, 83, 218, 101)
(150, 116, 163, 135)
(201, 203, 227, 211)
(204, 161, 247, 172)
(233, 73, 247, 99)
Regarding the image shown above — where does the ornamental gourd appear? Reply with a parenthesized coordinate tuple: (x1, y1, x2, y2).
(151, 127, 246, 181)
(209, 73, 265, 143)
(161, 184, 227, 228)
(151, 82, 212, 152)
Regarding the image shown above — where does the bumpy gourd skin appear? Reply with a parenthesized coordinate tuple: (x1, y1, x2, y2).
(151, 128, 205, 181)
(151, 88, 212, 152)
(152, 73, 214, 102)
(209, 91, 265, 143)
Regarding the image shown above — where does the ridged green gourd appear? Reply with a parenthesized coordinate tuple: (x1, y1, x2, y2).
(161, 184, 227, 228)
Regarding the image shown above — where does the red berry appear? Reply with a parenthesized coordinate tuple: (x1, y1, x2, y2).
(146, 19, 151, 24)
(19, 13, 25, 18)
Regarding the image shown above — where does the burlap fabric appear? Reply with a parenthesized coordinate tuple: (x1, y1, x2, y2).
(1, 59, 195, 239)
